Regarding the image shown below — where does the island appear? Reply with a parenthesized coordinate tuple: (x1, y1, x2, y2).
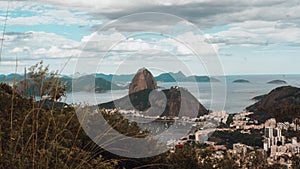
(267, 79, 287, 84)
(232, 79, 250, 83)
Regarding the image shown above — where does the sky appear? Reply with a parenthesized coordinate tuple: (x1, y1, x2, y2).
(0, 0, 300, 76)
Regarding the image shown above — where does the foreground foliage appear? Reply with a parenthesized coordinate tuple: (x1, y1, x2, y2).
(1, 82, 300, 168)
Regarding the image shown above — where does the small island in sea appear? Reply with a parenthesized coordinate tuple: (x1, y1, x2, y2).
(232, 79, 250, 83)
(267, 79, 287, 84)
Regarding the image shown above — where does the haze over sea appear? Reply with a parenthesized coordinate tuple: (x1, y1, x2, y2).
(66, 74, 300, 114)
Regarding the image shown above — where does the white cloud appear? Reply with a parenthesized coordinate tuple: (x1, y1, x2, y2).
(1, 0, 299, 75)
(79, 30, 218, 60)
(3, 0, 300, 47)
(0, 61, 26, 66)
(10, 46, 30, 53)
(17, 0, 298, 27)
(208, 20, 300, 46)
(2, 29, 218, 65)
(0, 1, 100, 26)
(2, 31, 80, 61)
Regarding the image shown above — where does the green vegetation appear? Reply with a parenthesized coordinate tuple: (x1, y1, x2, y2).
(0, 82, 228, 168)
(0, 82, 118, 168)
(0, 81, 168, 168)
(247, 86, 300, 123)
(282, 129, 300, 141)
(1, 80, 300, 168)
(18, 61, 66, 100)
(208, 129, 263, 149)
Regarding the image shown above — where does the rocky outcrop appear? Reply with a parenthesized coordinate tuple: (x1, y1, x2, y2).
(99, 87, 209, 117)
(99, 68, 209, 117)
(129, 68, 157, 94)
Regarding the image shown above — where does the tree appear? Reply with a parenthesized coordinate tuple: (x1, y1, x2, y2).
(291, 155, 300, 169)
(244, 150, 268, 169)
(27, 60, 66, 101)
(167, 145, 203, 169)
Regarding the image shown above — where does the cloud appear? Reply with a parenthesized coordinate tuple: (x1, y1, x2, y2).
(1, 0, 300, 75)
(2, 31, 80, 61)
(4, 0, 298, 47)
(17, 0, 299, 28)
(0, 61, 26, 66)
(0, 1, 100, 26)
(207, 20, 300, 46)
(2, 29, 217, 63)
(3, 0, 300, 46)
(79, 30, 217, 59)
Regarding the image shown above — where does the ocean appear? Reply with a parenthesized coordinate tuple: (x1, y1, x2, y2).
(66, 74, 300, 114)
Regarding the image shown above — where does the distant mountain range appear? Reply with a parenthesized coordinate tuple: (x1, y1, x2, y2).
(95, 73, 135, 82)
(0, 72, 221, 94)
(15, 75, 125, 95)
(0, 73, 24, 82)
(155, 71, 220, 82)
(2, 72, 296, 95)
(95, 71, 220, 83)
(0, 71, 220, 83)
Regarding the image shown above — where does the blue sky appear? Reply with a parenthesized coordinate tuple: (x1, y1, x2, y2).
(0, 0, 299, 76)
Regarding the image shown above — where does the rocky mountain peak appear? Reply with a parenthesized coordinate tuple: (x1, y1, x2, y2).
(129, 68, 157, 94)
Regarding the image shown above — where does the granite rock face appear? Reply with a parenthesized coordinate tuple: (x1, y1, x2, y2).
(129, 68, 157, 94)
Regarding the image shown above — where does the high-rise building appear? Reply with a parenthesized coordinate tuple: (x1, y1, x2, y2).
(263, 123, 285, 152)
(273, 128, 281, 137)
(265, 127, 273, 138)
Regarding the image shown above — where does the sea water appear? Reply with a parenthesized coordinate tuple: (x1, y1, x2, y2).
(66, 74, 300, 114)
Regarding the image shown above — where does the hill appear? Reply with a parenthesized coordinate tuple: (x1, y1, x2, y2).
(0, 74, 24, 83)
(99, 87, 209, 117)
(155, 71, 220, 83)
(71, 75, 124, 93)
(251, 94, 267, 101)
(17, 74, 124, 96)
(246, 86, 300, 123)
(155, 71, 186, 82)
(95, 73, 135, 82)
